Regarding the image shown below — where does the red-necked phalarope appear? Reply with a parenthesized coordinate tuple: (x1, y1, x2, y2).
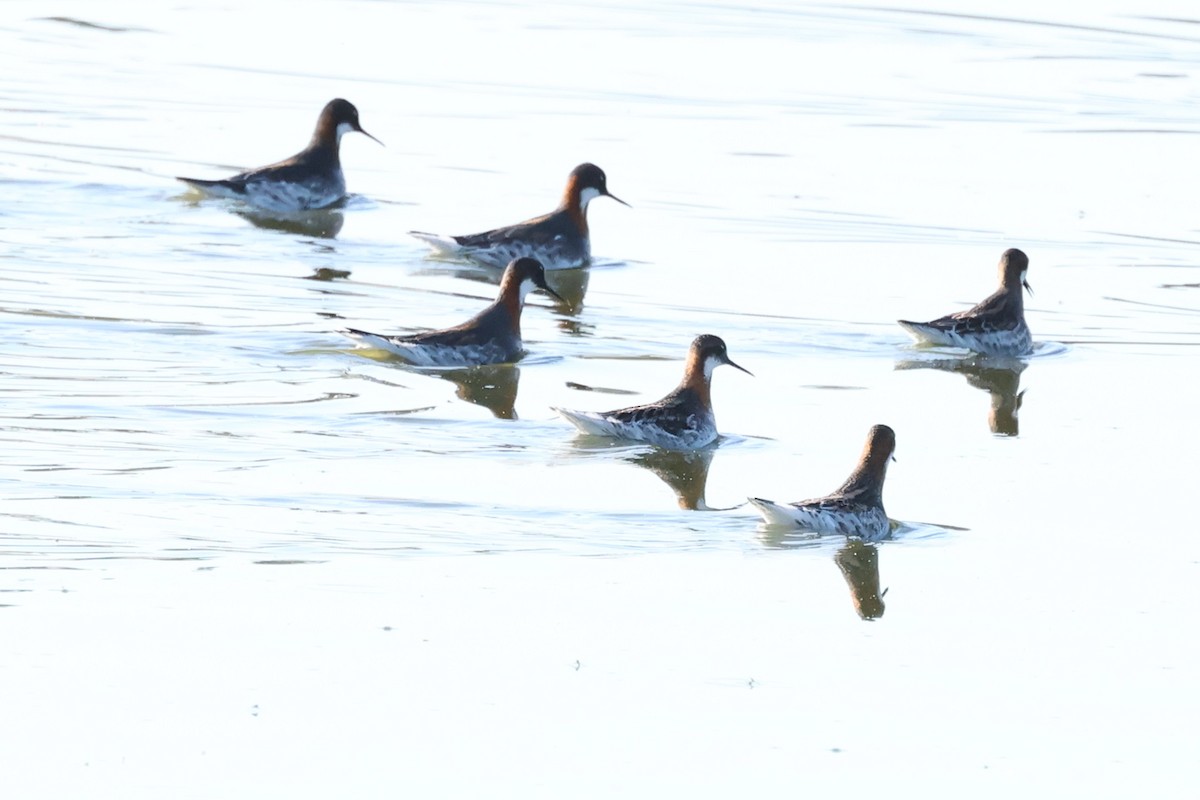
(177, 98, 382, 212)
(898, 248, 1033, 356)
(749, 424, 896, 541)
(553, 335, 752, 450)
(410, 163, 629, 270)
(340, 257, 562, 367)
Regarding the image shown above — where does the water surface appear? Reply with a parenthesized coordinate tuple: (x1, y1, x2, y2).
(1, 1, 1198, 796)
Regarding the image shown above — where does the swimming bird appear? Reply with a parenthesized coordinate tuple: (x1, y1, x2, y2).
(340, 257, 563, 367)
(553, 334, 751, 450)
(177, 98, 381, 212)
(897, 248, 1033, 356)
(748, 424, 896, 541)
(410, 163, 629, 270)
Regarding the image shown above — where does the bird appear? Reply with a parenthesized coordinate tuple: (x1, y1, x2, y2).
(897, 248, 1033, 356)
(409, 163, 628, 270)
(553, 334, 751, 450)
(177, 98, 382, 212)
(748, 424, 896, 541)
(340, 257, 563, 367)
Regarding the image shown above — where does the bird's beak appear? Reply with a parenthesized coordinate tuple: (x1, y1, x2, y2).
(1023, 279, 1033, 296)
(605, 190, 631, 208)
(537, 279, 566, 304)
(725, 356, 753, 377)
(355, 123, 384, 146)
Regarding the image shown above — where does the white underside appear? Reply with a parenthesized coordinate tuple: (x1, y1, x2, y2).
(180, 180, 243, 201)
(240, 181, 344, 213)
(747, 498, 890, 541)
(409, 231, 464, 254)
(898, 320, 1032, 356)
(183, 178, 345, 213)
(342, 330, 510, 367)
(553, 407, 717, 450)
(409, 232, 588, 271)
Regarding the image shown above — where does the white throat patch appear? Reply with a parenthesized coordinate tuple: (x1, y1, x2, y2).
(335, 121, 356, 142)
(519, 277, 537, 303)
(578, 186, 602, 210)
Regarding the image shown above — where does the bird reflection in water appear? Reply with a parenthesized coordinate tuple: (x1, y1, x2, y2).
(234, 208, 345, 239)
(306, 267, 352, 281)
(438, 364, 520, 420)
(834, 540, 886, 621)
(624, 447, 714, 510)
(896, 355, 1026, 436)
(419, 264, 589, 330)
(544, 268, 591, 335)
(756, 528, 888, 620)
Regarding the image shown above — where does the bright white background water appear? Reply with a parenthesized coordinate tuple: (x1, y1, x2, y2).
(2, 1, 1198, 796)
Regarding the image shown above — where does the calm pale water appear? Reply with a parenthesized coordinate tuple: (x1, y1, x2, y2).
(2, 1, 1199, 796)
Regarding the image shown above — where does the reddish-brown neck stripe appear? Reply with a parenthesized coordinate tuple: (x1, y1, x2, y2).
(561, 178, 590, 237)
(837, 427, 895, 498)
(677, 350, 712, 408)
(309, 112, 340, 150)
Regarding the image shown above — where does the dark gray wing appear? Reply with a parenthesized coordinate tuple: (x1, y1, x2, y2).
(454, 209, 574, 249)
(602, 389, 704, 438)
(225, 145, 337, 186)
(919, 288, 1021, 334)
(395, 303, 517, 350)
